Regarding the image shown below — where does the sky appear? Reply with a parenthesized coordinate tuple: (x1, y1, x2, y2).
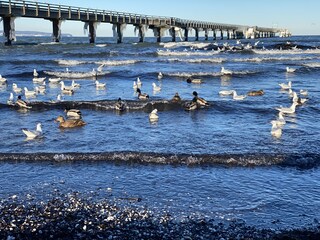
(1, 0, 320, 37)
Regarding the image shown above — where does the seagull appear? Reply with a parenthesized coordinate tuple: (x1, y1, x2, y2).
(300, 89, 308, 96)
(7, 92, 14, 105)
(221, 67, 233, 75)
(97, 63, 105, 72)
(133, 81, 138, 90)
(279, 81, 292, 90)
(149, 109, 159, 122)
(219, 90, 234, 96)
(60, 81, 74, 95)
(33, 69, 39, 77)
(276, 102, 298, 114)
(152, 82, 161, 92)
(286, 66, 296, 73)
(95, 80, 106, 89)
(32, 77, 46, 84)
(232, 90, 246, 100)
(0, 74, 7, 83)
(72, 80, 81, 88)
(292, 92, 308, 105)
(12, 83, 22, 93)
(157, 72, 163, 80)
(136, 77, 142, 88)
(270, 121, 282, 138)
(48, 77, 61, 84)
(22, 123, 43, 139)
(24, 87, 37, 98)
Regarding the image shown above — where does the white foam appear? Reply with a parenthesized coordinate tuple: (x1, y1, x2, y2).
(96, 60, 140, 66)
(56, 59, 87, 66)
(253, 48, 320, 55)
(233, 56, 317, 63)
(303, 62, 320, 68)
(157, 49, 220, 57)
(44, 70, 109, 78)
(167, 58, 224, 63)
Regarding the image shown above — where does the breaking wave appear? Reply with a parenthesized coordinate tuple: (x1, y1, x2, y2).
(44, 70, 109, 78)
(157, 49, 220, 56)
(0, 152, 319, 168)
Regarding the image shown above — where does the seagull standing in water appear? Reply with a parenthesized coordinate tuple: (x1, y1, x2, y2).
(22, 123, 43, 139)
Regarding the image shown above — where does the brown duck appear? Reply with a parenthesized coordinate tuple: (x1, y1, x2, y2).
(55, 115, 86, 128)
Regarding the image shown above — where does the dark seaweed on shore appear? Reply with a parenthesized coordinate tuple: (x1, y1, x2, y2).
(0, 192, 319, 240)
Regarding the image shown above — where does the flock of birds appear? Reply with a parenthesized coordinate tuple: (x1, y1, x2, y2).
(2, 63, 309, 140)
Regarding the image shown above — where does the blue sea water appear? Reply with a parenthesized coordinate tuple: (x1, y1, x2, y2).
(0, 35, 320, 229)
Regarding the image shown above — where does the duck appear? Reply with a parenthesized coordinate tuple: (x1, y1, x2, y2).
(152, 82, 161, 91)
(16, 95, 32, 109)
(221, 67, 233, 75)
(247, 89, 264, 96)
(55, 115, 86, 128)
(65, 108, 82, 119)
(171, 92, 181, 102)
(276, 102, 298, 114)
(0, 75, 7, 83)
(22, 123, 43, 139)
(12, 83, 22, 93)
(149, 109, 159, 121)
(95, 80, 106, 89)
(7, 93, 14, 105)
(185, 98, 198, 111)
(270, 121, 282, 138)
(157, 72, 163, 80)
(279, 81, 292, 90)
(232, 90, 246, 100)
(48, 77, 61, 84)
(286, 66, 296, 73)
(24, 87, 37, 98)
(33, 69, 39, 77)
(115, 98, 126, 111)
(136, 77, 142, 88)
(193, 91, 209, 106)
(219, 90, 234, 96)
(136, 88, 149, 100)
(186, 78, 202, 84)
(72, 80, 81, 88)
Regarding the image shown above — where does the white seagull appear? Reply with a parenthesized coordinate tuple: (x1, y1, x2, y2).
(276, 102, 298, 114)
(7, 92, 14, 105)
(137, 77, 142, 88)
(286, 66, 296, 73)
(12, 83, 22, 93)
(221, 67, 233, 75)
(149, 109, 159, 122)
(158, 72, 163, 79)
(270, 121, 282, 138)
(24, 87, 37, 98)
(279, 81, 292, 90)
(0, 74, 7, 83)
(95, 80, 106, 89)
(152, 82, 161, 92)
(33, 69, 39, 77)
(232, 90, 246, 100)
(22, 123, 43, 139)
(219, 90, 234, 96)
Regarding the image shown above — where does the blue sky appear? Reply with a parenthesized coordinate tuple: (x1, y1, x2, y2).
(1, 0, 320, 36)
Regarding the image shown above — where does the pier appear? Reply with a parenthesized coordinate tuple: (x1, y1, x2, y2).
(0, 0, 290, 45)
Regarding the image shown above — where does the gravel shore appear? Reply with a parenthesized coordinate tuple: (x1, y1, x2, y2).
(0, 192, 319, 240)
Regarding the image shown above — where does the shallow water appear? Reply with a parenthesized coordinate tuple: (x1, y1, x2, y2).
(0, 35, 320, 229)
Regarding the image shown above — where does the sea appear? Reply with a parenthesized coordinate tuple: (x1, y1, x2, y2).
(0, 35, 320, 230)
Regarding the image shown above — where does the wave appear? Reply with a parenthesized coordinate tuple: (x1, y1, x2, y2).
(157, 49, 220, 56)
(233, 56, 319, 63)
(252, 48, 320, 55)
(44, 70, 109, 78)
(167, 58, 224, 64)
(96, 59, 141, 66)
(160, 42, 215, 49)
(166, 70, 257, 78)
(0, 152, 319, 168)
(56, 59, 87, 66)
(302, 62, 320, 68)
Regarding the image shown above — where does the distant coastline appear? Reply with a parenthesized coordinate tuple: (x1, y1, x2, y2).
(0, 30, 72, 37)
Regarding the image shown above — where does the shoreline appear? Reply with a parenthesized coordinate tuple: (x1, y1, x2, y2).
(1, 192, 319, 239)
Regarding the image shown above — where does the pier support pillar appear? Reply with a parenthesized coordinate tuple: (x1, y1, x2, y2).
(171, 27, 176, 42)
(3, 16, 15, 46)
(184, 28, 189, 41)
(88, 21, 96, 43)
(112, 23, 126, 43)
(213, 30, 216, 40)
(232, 30, 236, 39)
(155, 27, 161, 42)
(51, 19, 61, 42)
(138, 25, 144, 42)
(204, 29, 208, 41)
(227, 30, 230, 40)
(195, 28, 199, 41)
(220, 29, 223, 40)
